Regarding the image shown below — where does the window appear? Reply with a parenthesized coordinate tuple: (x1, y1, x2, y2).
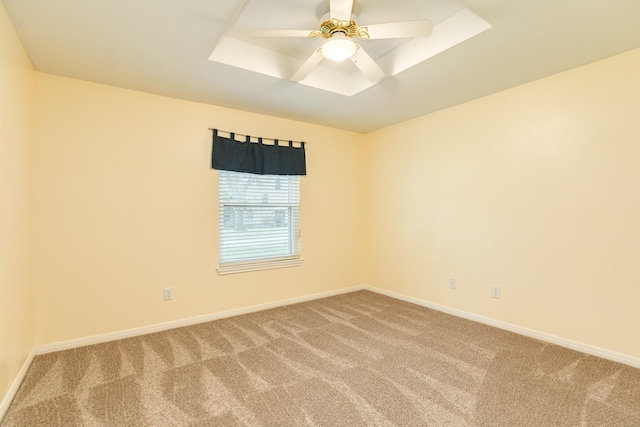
(217, 170, 302, 274)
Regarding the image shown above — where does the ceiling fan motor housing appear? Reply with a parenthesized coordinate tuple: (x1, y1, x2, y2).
(315, 18, 369, 40)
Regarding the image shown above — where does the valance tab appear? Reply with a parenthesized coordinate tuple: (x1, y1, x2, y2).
(211, 129, 306, 176)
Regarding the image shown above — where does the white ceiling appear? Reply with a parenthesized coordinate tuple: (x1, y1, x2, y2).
(4, 0, 640, 133)
(210, 0, 491, 96)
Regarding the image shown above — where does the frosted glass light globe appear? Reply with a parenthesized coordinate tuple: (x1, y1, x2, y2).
(322, 33, 357, 62)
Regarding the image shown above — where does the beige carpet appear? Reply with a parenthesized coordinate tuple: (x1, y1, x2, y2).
(2, 290, 639, 426)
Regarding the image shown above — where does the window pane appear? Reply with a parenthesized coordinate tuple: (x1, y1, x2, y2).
(219, 171, 300, 264)
(220, 173, 299, 205)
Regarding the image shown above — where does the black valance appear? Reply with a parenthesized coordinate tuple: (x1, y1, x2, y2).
(211, 129, 307, 176)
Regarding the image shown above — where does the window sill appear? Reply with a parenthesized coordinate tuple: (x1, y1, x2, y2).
(217, 257, 304, 275)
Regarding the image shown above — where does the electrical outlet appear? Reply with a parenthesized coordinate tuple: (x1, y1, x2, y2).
(448, 278, 457, 289)
(491, 286, 501, 299)
(164, 287, 173, 301)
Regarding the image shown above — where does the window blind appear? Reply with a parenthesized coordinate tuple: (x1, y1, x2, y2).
(219, 171, 300, 265)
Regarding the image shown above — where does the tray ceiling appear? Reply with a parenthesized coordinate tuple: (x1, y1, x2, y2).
(4, 0, 640, 133)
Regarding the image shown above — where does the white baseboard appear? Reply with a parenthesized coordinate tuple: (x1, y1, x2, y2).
(364, 285, 640, 369)
(37, 283, 637, 368)
(0, 349, 36, 422)
(3, 287, 366, 419)
(4, 283, 639, 421)
(33, 286, 366, 355)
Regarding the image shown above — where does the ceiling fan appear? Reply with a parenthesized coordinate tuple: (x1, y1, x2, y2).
(249, 0, 433, 82)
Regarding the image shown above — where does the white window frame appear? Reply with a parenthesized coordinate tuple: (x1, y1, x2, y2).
(217, 170, 303, 275)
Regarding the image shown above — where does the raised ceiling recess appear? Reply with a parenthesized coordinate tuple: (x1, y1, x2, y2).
(209, 0, 491, 97)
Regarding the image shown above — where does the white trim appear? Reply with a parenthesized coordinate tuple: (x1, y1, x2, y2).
(4, 283, 639, 420)
(0, 349, 36, 422)
(217, 257, 303, 275)
(33, 286, 364, 355)
(33, 284, 640, 369)
(363, 285, 640, 369)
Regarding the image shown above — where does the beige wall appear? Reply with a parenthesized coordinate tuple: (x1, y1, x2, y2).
(0, 3, 35, 402)
(4, 9, 639, 386)
(33, 73, 367, 345)
(365, 48, 640, 358)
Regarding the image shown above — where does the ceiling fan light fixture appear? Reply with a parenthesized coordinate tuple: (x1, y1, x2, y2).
(322, 33, 357, 62)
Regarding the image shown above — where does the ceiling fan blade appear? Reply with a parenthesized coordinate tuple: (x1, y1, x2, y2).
(330, 0, 354, 22)
(350, 46, 385, 82)
(361, 19, 433, 39)
(291, 49, 324, 81)
(250, 29, 316, 38)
